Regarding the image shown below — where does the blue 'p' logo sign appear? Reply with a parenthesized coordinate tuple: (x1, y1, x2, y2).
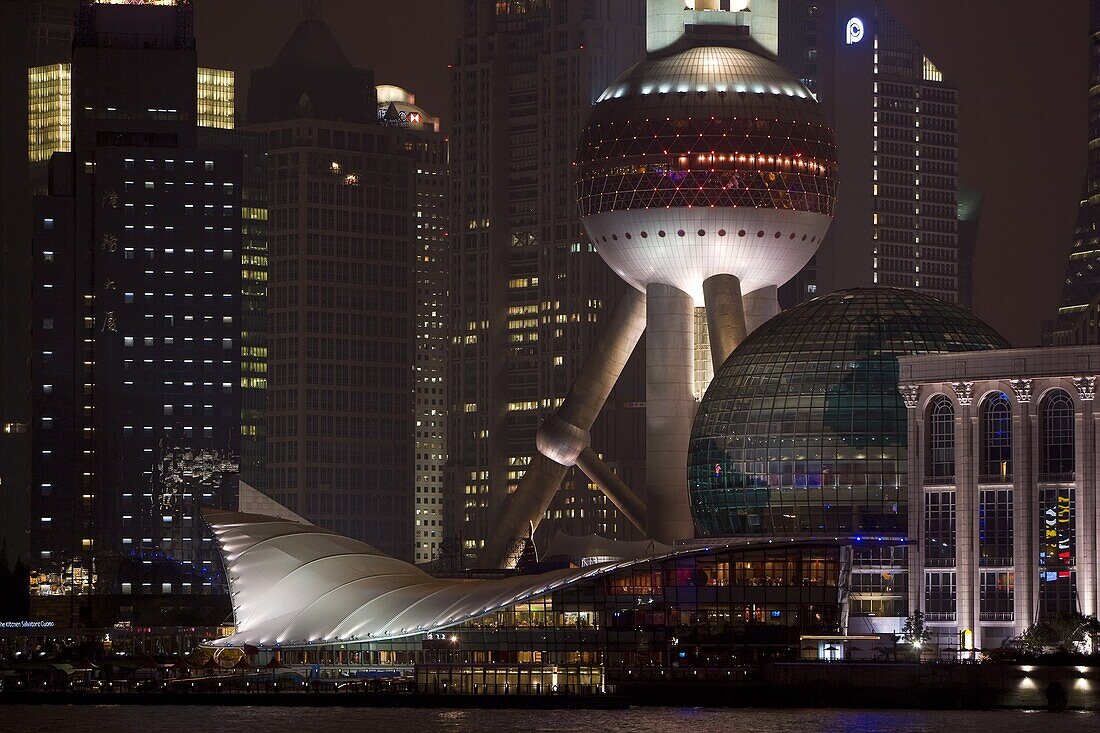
(845, 17, 865, 45)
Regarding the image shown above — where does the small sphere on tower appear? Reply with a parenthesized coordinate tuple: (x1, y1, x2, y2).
(575, 44, 839, 302)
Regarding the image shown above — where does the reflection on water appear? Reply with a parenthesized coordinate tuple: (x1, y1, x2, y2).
(0, 706, 1096, 733)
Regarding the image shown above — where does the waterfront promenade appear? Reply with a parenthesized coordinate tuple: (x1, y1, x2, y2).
(1, 662, 1097, 711)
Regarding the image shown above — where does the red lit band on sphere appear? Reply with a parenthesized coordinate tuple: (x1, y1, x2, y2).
(576, 116, 838, 217)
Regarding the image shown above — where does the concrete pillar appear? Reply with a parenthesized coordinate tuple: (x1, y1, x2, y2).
(742, 0, 780, 57)
(702, 274, 746, 373)
(646, 283, 696, 544)
(1013, 410, 1037, 634)
(956, 410, 978, 640)
(647, 0, 686, 54)
(478, 289, 647, 569)
(907, 392, 924, 622)
(1092, 403, 1100, 620)
(743, 285, 779, 335)
(1079, 401, 1098, 617)
(1090, 403, 1100, 619)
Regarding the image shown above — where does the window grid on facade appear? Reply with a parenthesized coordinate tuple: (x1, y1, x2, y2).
(978, 488, 1012, 567)
(924, 570, 956, 621)
(923, 489, 955, 568)
(1038, 487, 1076, 619)
(1040, 390, 1075, 481)
(979, 391, 1012, 481)
(925, 394, 954, 483)
(979, 570, 1013, 621)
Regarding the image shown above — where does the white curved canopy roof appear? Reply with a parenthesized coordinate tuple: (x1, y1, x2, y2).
(204, 510, 680, 648)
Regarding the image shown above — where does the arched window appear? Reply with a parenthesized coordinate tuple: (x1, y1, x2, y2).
(1040, 390, 1075, 479)
(926, 395, 955, 483)
(980, 391, 1012, 481)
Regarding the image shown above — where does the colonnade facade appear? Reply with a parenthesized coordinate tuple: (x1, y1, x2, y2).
(900, 347, 1100, 650)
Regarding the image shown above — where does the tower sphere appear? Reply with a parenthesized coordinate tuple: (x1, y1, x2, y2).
(576, 45, 838, 302)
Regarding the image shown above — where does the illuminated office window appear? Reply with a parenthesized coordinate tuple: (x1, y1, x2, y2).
(197, 67, 235, 130)
(922, 56, 943, 83)
(27, 63, 71, 163)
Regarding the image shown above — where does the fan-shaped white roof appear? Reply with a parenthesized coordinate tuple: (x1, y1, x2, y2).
(204, 510, 680, 648)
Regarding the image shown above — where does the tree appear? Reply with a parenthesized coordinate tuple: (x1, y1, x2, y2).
(901, 610, 932, 652)
(10, 558, 30, 620)
(0, 543, 11, 620)
(1016, 622, 1055, 655)
(1017, 613, 1100, 655)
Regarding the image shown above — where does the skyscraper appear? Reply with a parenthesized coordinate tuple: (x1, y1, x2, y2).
(197, 122, 269, 497)
(25, 0, 79, 196)
(778, 0, 960, 308)
(447, 0, 647, 565)
(247, 12, 442, 562)
(0, 0, 34, 562)
(30, 0, 241, 619)
(376, 86, 450, 564)
(777, 0, 820, 93)
(1047, 0, 1100, 346)
(22, 54, 262, 528)
(2, 0, 101, 565)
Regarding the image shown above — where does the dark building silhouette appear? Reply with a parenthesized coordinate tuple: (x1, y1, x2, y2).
(247, 16, 375, 125)
(0, 0, 34, 563)
(199, 125, 269, 494)
(446, 0, 648, 566)
(28, 0, 78, 65)
(1046, 0, 1100, 346)
(1, 0, 89, 565)
(956, 185, 983, 313)
(30, 0, 241, 618)
(778, 0, 820, 93)
(247, 11, 446, 562)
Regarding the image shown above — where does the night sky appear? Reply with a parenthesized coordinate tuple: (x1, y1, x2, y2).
(194, 0, 1087, 347)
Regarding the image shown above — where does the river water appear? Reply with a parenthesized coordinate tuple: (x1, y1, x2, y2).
(1, 706, 1096, 733)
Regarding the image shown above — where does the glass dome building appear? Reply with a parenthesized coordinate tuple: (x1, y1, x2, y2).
(688, 289, 1009, 538)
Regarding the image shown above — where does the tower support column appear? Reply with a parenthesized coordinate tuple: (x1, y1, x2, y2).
(743, 285, 780, 335)
(702, 273, 747, 372)
(646, 283, 696, 544)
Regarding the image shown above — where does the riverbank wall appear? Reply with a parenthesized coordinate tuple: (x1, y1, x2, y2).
(617, 662, 1097, 710)
(1, 663, 1095, 710)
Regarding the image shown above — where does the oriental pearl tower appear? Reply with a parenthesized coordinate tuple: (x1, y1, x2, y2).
(480, 0, 838, 568)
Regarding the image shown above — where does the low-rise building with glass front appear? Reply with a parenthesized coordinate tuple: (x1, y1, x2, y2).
(899, 345, 1100, 652)
(206, 287, 1034, 686)
(206, 510, 848, 687)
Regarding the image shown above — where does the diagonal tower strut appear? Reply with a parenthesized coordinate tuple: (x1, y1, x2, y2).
(478, 289, 648, 569)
